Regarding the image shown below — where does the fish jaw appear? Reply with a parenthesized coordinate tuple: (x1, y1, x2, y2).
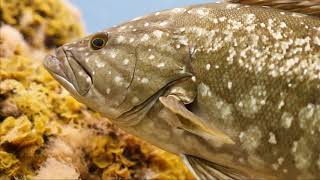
(43, 47, 92, 96)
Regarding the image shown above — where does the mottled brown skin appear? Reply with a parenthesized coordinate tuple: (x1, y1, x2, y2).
(44, 2, 320, 179)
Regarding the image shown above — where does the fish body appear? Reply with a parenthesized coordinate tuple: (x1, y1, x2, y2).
(44, 1, 320, 179)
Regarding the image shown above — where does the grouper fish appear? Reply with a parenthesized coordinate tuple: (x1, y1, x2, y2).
(43, 0, 320, 179)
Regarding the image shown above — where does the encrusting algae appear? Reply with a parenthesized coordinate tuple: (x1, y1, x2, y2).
(0, 0, 193, 179)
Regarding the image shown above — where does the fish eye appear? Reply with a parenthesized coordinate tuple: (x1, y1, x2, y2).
(90, 33, 108, 50)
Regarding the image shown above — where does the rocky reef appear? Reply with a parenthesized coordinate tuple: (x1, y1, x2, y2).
(0, 0, 193, 179)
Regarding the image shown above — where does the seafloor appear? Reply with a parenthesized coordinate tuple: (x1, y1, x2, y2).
(0, 0, 193, 179)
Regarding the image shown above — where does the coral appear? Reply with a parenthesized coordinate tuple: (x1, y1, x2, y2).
(0, 0, 193, 179)
(32, 157, 80, 180)
(0, 0, 84, 49)
(0, 25, 29, 58)
(0, 151, 20, 176)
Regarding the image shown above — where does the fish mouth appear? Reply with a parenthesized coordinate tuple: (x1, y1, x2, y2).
(43, 47, 92, 96)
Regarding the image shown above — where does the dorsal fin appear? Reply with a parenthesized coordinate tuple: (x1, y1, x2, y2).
(225, 0, 320, 17)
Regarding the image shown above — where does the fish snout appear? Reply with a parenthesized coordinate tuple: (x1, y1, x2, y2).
(43, 47, 68, 80)
(44, 46, 92, 96)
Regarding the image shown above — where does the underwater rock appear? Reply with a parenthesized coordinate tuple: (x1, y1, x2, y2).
(0, 0, 193, 179)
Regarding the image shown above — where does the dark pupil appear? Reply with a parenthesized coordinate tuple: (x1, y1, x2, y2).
(92, 38, 104, 47)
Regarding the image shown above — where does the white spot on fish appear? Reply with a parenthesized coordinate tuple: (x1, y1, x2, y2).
(116, 36, 125, 43)
(178, 36, 189, 45)
(280, 22, 287, 28)
(179, 27, 186, 32)
(236, 85, 267, 118)
(96, 61, 105, 68)
(129, 38, 135, 43)
(278, 100, 285, 109)
(226, 4, 239, 9)
(188, 8, 209, 18)
(291, 13, 304, 18)
(132, 97, 140, 104)
(141, 77, 149, 84)
(228, 81, 233, 90)
(131, 16, 142, 21)
(239, 126, 262, 152)
(298, 104, 320, 134)
(172, 8, 186, 14)
(141, 34, 150, 42)
(198, 83, 212, 97)
(123, 58, 129, 65)
(153, 30, 163, 39)
(110, 51, 117, 58)
(196, 8, 209, 16)
(114, 76, 123, 83)
(78, 47, 85, 51)
(148, 55, 155, 60)
(219, 16, 226, 22)
(206, 64, 211, 71)
(119, 25, 127, 30)
(293, 137, 312, 170)
(78, 71, 85, 77)
(160, 21, 168, 27)
(278, 157, 284, 165)
(281, 112, 294, 129)
(272, 163, 279, 170)
(106, 88, 111, 94)
(314, 37, 320, 46)
(268, 132, 277, 144)
(317, 155, 320, 170)
(157, 63, 165, 68)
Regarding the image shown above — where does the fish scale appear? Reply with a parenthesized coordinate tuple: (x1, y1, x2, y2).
(44, 1, 320, 179)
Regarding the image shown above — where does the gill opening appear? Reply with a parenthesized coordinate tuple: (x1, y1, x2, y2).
(115, 75, 193, 126)
(116, 49, 139, 108)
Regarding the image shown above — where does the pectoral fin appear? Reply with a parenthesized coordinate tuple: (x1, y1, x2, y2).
(226, 0, 320, 17)
(159, 96, 234, 145)
(181, 154, 249, 180)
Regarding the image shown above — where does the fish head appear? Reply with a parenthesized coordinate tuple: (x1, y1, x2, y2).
(43, 30, 140, 119)
(44, 22, 190, 121)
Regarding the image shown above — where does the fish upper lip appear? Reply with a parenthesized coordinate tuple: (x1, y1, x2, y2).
(64, 49, 93, 81)
(62, 48, 93, 95)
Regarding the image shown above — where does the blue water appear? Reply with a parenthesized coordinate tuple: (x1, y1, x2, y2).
(70, 0, 216, 33)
